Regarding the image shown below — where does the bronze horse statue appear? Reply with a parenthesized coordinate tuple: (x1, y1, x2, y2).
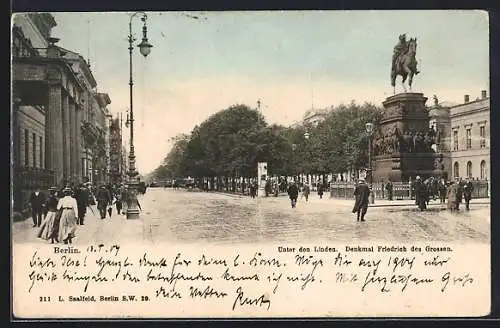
(391, 38, 419, 94)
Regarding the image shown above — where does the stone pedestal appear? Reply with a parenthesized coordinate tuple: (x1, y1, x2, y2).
(373, 92, 436, 182)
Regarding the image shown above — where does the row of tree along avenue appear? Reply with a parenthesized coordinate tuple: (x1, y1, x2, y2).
(148, 102, 383, 187)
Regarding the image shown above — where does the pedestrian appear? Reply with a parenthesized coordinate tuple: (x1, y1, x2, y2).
(106, 184, 115, 218)
(438, 178, 447, 203)
(265, 179, 272, 197)
(250, 181, 257, 199)
(287, 181, 299, 208)
(455, 178, 464, 211)
(317, 182, 324, 199)
(414, 176, 423, 208)
(463, 178, 474, 211)
(74, 183, 89, 225)
(302, 184, 310, 202)
(385, 179, 393, 201)
(57, 187, 78, 244)
(447, 181, 457, 212)
(121, 185, 129, 215)
(352, 178, 370, 222)
(415, 177, 428, 211)
(29, 187, 46, 228)
(37, 187, 60, 243)
(115, 186, 123, 215)
(96, 185, 112, 219)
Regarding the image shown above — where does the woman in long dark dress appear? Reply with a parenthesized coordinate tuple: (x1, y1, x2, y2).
(37, 187, 59, 243)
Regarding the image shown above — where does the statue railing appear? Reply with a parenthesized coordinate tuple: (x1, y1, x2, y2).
(329, 180, 489, 200)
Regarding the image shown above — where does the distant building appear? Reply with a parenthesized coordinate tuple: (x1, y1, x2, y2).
(429, 91, 490, 180)
(303, 108, 328, 126)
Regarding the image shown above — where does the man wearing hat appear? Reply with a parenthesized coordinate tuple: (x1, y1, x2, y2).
(414, 176, 428, 211)
(74, 183, 90, 225)
(352, 178, 370, 222)
(28, 187, 46, 227)
(463, 178, 474, 211)
(96, 184, 112, 219)
(287, 180, 299, 208)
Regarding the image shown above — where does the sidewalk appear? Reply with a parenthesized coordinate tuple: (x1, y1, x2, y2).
(12, 205, 147, 245)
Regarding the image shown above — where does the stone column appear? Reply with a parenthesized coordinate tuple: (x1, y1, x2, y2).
(68, 98, 74, 178)
(62, 92, 71, 183)
(47, 82, 64, 185)
(75, 103, 83, 180)
(75, 104, 83, 178)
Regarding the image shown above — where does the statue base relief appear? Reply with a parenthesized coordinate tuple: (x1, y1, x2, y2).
(372, 92, 437, 182)
(373, 152, 437, 183)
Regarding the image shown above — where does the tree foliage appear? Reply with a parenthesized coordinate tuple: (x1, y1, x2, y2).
(148, 101, 383, 181)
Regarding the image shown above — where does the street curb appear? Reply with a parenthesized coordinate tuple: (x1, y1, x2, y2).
(367, 202, 490, 208)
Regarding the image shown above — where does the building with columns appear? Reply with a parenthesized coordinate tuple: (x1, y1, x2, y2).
(12, 13, 111, 213)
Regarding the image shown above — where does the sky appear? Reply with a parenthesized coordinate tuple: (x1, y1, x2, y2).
(49, 10, 489, 174)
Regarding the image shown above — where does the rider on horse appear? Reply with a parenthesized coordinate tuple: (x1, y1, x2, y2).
(392, 34, 420, 76)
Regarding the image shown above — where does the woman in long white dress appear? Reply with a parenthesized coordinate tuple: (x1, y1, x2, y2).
(57, 187, 79, 244)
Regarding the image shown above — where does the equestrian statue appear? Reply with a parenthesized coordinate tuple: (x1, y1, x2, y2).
(390, 34, 420, 94)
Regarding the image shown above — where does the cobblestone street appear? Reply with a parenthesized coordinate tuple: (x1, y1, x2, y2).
(12, 188, 490, 245)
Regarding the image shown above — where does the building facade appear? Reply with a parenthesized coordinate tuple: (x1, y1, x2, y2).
(429, 91, 490, 181)
(109, 117, 123, 184)
(12, 13, 112, 213)
(449, 92, 490, 180)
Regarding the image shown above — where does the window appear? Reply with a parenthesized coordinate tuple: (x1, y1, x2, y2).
(453, 130, 459, 151)
(24, 130, 29, 166)
(454, 162, 460, 178)
(466, 161, 472, 178)
(32, 133, 37, 168)
(39, 136, 43, 168)
(466, 128, 472, 149)
(480, 125, 486, 148)
(480, 160, 487, 180)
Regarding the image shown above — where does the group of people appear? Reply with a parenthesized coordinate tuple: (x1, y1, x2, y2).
(352, 175, 475, 222)
(285, 180, 325, 208)
(29, 183, 135, 244)
(413, 176, 474, 212)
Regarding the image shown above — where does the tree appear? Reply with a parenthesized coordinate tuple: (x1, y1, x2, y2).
(148, 101, 383, 181)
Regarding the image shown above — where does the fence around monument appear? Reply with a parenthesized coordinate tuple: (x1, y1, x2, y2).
(329, 180, 490, 200)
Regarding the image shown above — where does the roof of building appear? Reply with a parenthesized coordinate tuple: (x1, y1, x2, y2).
(449, 97, 489, 117)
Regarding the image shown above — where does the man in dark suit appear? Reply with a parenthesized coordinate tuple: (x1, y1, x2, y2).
(74, 183, 90, 225)
(287, 181, 299, 208)
(96, 185, 112, 219)
(29, 187, 46, 227)
(463, 178, 474, 211)
(352, 178, 370, 222)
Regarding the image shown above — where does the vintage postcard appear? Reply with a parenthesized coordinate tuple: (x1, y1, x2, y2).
(11, 10, 490, 319)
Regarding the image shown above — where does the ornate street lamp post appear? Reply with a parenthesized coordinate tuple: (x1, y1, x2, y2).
(365, 122, 375, 204)
(126, 12, 153, 220)
(303, 131, 310, 184)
